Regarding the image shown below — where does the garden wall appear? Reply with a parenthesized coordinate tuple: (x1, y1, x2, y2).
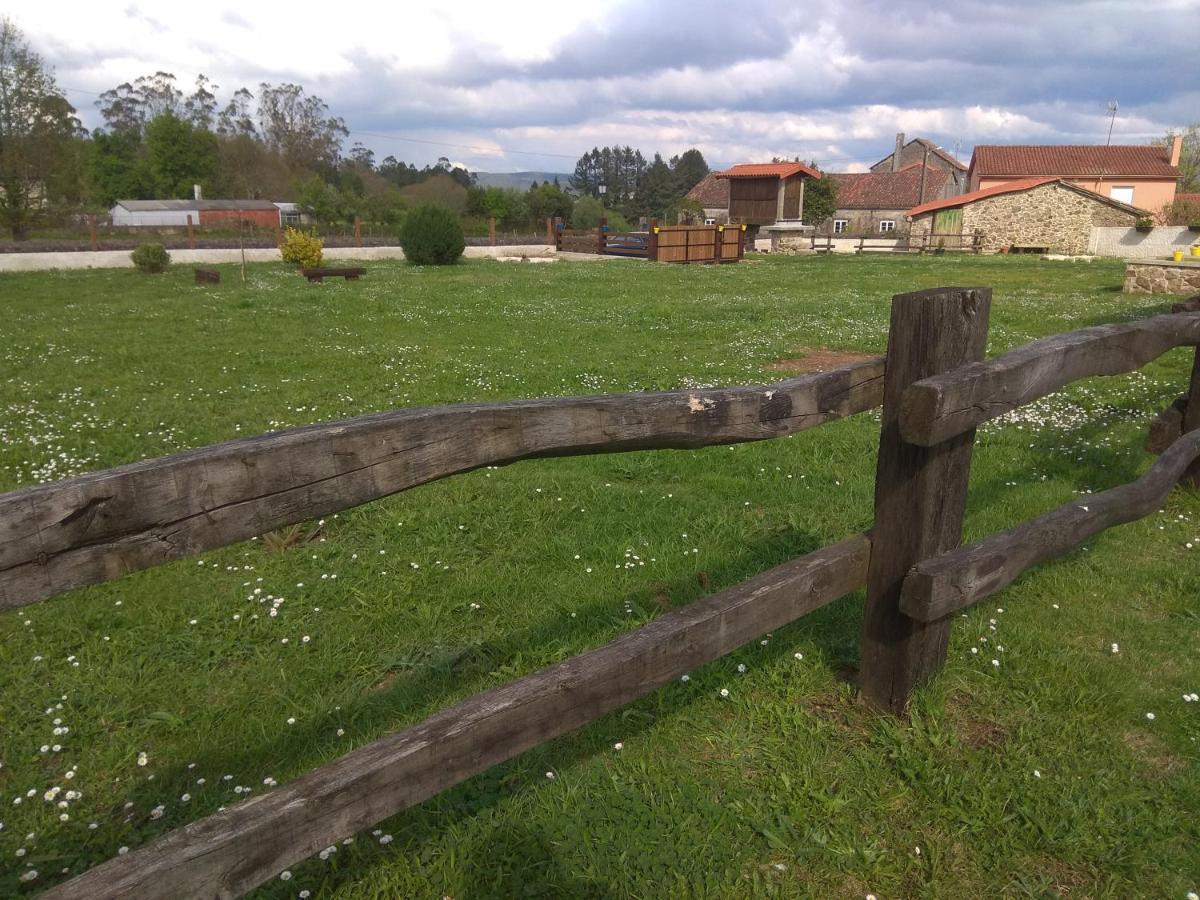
(0, 245, 555, 272)
(1089, 225, 1198, 258)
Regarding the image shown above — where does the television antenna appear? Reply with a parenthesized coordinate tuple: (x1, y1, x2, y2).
(1105, 100, 1119, 145)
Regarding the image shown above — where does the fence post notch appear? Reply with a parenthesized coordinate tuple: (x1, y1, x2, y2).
(860, 286, 992, 715)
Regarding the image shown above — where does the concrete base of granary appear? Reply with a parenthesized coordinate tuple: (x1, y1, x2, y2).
(1123, 259, 1200, 294)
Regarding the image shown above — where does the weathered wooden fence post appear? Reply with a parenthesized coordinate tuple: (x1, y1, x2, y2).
(545, 217, 553, 246)
(186, 214, 195, 250)
(647, 225, 659, 262)
(488, 217, 497, 247)
(354, 216, 362, 247)
(597, 217, 607, 255)
(1177, 297, 1200, 487)
(860, 286, 992, 714)
(88, 215, 98, 251)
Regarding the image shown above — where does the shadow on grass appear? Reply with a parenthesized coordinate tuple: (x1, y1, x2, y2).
(62, 528, 868, 897)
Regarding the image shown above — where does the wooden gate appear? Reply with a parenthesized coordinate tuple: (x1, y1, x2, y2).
(651, 225, 744, 264)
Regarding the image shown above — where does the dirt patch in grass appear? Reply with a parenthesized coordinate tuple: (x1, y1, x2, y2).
(945, 695, 1011, 751)
(767, 348, 877, 373)
(1020, 854, 1097, 895)
(372, 671, 399, 693)
(1122, 730, 1185, 778)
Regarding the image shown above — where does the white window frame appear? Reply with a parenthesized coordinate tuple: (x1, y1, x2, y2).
(704, 218, 716, 225)
(833, 219, 848, 234)
(1109, 186, 1135, 205)
(878, 220, 896, 233)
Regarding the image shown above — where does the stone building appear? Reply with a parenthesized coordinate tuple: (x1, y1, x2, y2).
(871, 133, 968, 194)
(907, 178, 1142, 255)
(824, 165, 952, 235)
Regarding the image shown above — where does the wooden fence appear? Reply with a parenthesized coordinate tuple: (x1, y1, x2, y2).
(554, 219, 744, 263)
(9, 290, 1200, 898)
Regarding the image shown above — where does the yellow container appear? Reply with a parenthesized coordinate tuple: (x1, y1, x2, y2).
(1175, 249, 1185, 261)
(1193, 245, 1200, 257)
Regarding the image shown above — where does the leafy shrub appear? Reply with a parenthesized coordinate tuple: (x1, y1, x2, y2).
(130, 243, 170, 274)
(399, 205, 465, 265)
(279, 227, 324, 268)
(569, 196, 630, 231)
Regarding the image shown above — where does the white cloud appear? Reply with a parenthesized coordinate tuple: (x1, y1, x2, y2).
(13, 0, 1192, 173)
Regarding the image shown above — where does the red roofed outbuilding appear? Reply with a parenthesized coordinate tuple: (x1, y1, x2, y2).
(906, 178, 1145, 255)
(714, 161, 820, 226)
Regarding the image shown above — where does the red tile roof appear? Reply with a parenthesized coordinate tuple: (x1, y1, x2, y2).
(685, 172, 730, 207)
(970, 144, 1179, 178)
(1176, 192, 1200, 205)
(907, 178, 1058, 217)
(829, 166, 950, 210)
(716, 162, 820, 179)
(907, 177, 1146, 218)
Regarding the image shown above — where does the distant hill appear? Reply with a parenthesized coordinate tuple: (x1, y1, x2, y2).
(473, 171, 572, 190)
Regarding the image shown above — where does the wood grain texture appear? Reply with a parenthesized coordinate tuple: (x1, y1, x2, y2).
(901, 311, 1200, 446)
(41, 534, 871, 900)
(1180, 348, 1200, 487)
(900, 429, 1200, 621)
(860, 287, 991, 714)
(0, 360, 882, 611)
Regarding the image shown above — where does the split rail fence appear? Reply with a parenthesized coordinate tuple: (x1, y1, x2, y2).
(5, 288, 1199, 898)
(554, 219, 744, 263)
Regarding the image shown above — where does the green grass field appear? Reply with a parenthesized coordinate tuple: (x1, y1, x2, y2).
(1, 254, 1198, 898)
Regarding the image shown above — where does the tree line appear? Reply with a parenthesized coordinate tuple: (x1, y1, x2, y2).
(0, 19, 480, 238)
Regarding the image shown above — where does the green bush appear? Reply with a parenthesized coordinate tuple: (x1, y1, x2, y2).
(569, 196, 630, 231)
(279, 227, 324, 268)
(399, 205, 465, 265)
(130, 243, 170, 274)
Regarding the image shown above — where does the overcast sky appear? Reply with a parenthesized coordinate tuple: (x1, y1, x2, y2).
(17, 0, 1200, 174)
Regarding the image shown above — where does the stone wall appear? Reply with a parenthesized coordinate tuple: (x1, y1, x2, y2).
(1088, 225, 1198, 258)
(830, 208, 909, 235)
(912, 182, 1140, 255)
(1123, 260, 1200, 294)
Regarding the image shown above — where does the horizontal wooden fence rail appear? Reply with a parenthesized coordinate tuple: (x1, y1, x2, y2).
(0, 360, 884, 611)
(43, 535, 871, 900)
(901, 424, 1200, 622)
(902, 311, 1200, 446)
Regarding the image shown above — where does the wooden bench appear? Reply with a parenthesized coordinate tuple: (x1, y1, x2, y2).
(811, 236, 834, 253)
(856, 237, 916, 254)
(193, 268, 220, 285)
(301, 267, 367, 283)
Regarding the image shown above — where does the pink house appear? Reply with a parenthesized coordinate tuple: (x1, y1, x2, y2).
(967, 137, 1182, 216)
